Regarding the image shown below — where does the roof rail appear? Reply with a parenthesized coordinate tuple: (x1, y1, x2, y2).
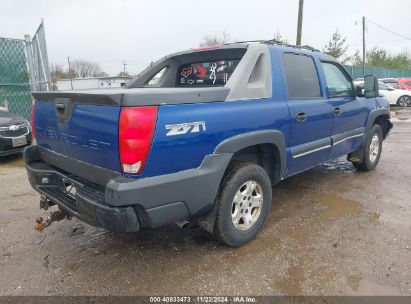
(262, 40, 321, 52)
(222, 40, 267, 45)
(222, 39, 321, 53)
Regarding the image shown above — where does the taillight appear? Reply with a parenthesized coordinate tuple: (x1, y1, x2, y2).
(31, 102, 36, 140)
(119, 106, 158, 174)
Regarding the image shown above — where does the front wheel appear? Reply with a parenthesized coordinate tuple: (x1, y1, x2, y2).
(397, 95, 411, 107)
(213, 162, 272, 247)
(352, 124, 383, 171)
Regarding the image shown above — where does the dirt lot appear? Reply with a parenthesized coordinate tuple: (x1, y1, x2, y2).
(1, 110, 410, 296)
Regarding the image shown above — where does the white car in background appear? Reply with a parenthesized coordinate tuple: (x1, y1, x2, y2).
(353, 80, 411, 107)
(378, 82, 411, 107)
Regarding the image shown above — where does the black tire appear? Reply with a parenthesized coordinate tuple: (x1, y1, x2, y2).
(213, 162, 272, 247)
(397, 95, 411, 107)
(352, 124, 383, 171)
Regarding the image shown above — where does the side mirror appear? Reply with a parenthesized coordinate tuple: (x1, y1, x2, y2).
(387, 86, 394, 91)
(355, 85, 364, 97)
(364, 75, 379, 98)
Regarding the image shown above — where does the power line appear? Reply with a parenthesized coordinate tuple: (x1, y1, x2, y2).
(368, 39, 411, 46)
(353, 39, 411, 48)
(365, 18, 411, 41)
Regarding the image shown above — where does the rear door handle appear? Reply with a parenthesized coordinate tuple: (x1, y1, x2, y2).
(295, 112, 307, 122)
(332, 107, 341, 115)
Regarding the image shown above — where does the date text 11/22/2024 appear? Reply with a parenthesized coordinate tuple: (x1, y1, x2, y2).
(149, 296, 256, 303)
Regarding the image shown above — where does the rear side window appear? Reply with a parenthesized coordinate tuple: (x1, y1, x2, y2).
(321, 62, 354, 97)
(283, 53, 321, 99)
(147, 67, 167, 87)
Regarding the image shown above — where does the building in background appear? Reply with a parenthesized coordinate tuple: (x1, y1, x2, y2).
(56, 76, 131, 90)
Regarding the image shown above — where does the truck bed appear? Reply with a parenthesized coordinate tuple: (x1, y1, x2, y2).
(32, 87, 230, 106)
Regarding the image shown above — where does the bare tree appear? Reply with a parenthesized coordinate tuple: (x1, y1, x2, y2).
(71, 60, 107, 78)
(50, 64, 69, 90)
(50, 64, 68, 82)
(273, 30, 288, 43)
(117, 71, 131, 77)
(199, 31, 231, 47)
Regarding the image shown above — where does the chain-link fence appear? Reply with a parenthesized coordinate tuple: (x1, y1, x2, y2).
(26, 20, 52, 92)
(0, 37, 33, 120)
(344, 65, 411, 79)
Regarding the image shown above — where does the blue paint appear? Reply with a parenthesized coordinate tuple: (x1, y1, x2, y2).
(35, 101, 121, 171)
(33, 44, 390, 181)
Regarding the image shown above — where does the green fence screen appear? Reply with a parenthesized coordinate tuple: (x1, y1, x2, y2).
(0, 37, 33, 120)
(344, 65, 411, 80)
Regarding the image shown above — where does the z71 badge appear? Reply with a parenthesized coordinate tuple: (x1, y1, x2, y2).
(165, 121, 206, 136)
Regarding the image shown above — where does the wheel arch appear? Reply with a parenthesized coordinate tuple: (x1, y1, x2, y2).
(198, 130, 285, 234)
(214, 130, 286, 184)
(349, 108, 392, 164)
(366, 108, 392, 140)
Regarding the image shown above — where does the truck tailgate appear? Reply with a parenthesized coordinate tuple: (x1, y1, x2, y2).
(31, 86, 230, 175)
(34, 99, 121, 172)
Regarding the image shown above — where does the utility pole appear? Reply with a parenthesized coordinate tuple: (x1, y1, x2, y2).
(122, 60, 127, 75)
(362, 16, 366, 77)
(296, 0, 304, 46)
(67, 56, 73, 90)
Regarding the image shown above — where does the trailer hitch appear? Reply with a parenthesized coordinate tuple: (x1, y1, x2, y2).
(35, 195, 72, 232)
(39, 194, 55, 210)
(35, 210, 72, 232)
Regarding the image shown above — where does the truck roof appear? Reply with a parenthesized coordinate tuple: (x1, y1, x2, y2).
(34, 40, 335, 107)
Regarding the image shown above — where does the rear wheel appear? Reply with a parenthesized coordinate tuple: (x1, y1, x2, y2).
(397, 95, 411, 107)
(213, 162, 272, 247)
(352, 124, 383, 171)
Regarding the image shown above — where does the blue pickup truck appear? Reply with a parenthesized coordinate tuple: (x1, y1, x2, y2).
(25, 41, 392, 246)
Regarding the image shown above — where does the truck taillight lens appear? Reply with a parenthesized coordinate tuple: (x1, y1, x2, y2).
(31, 102, 36, 140)
(119, 106, 158, 174)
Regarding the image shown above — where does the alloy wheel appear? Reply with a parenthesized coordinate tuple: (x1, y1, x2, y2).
(369, 134, 380, 163)
(231, 180, 263, 230)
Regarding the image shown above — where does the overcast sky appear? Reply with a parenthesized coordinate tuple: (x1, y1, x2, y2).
(1, 0, 410, 75)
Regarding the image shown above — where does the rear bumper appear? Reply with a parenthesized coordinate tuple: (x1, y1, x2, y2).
(24, 145, 230, 232)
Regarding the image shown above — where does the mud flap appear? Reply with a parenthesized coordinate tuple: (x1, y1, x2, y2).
(197, 200, 218, 233)
(347, 148, 365, 164)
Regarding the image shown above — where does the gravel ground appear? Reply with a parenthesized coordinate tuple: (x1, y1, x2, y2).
(0, 110, 410, 296)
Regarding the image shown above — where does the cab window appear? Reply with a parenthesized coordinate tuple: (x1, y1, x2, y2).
(321, 62, 354, 97)
(283, 53, 322, 99)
